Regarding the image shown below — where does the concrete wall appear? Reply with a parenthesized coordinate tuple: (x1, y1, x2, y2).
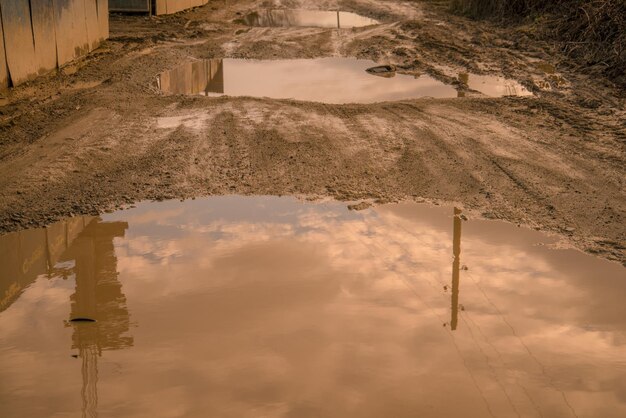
(0, 0, 109, 89)
(155, 0, 207, 16)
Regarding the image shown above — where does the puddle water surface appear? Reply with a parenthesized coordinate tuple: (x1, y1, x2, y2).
(238, 9, 379, 28)
(158, 58, 457, 103)
(459, 72, 533, 97)
(1, 196, 625, 417)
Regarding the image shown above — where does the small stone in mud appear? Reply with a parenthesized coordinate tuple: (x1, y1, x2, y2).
(348, 202, 372, 211)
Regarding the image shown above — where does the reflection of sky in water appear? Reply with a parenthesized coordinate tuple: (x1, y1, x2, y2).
(465, 74, 533, 97)
(220, 58, 457, 103)
(0, 196, 625, 418)
(152, 57, 456, 103)
(241, 9, 379, 29)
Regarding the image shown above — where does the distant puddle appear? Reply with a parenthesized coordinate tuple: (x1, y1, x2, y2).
(1, 196, 625, 417)
(157, 58, 457, 103)
(237, 9, 379, 28)
(458, 72, 533, 97)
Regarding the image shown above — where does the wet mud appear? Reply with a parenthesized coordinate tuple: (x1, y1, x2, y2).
(0, 0, 624, 268)
(458, 72, 533, 97)
(1, 196, 625, 417)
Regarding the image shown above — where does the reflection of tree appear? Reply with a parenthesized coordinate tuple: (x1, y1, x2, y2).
(61, 220, 133, 418)
(451, 208, 462, 331)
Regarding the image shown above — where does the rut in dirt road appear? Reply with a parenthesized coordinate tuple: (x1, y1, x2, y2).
(0, 0, 623, 266)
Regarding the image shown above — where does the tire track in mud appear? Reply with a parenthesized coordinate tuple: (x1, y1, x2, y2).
(0, 0, 623, 266)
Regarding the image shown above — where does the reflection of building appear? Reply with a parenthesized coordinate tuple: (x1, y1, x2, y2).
(0, 217, 94, 313)
(0, 217, 133, 418)
(158, 59, 224, 96)
(451, 208, 462, 331)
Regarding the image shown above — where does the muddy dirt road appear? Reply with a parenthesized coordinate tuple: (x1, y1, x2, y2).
(0, 0, 624, 264)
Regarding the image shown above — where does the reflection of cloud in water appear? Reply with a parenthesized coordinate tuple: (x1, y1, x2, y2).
(158, 58, 457, 103)
(115, 198, 626, 416)
(1, 196, 625, 418)
(240, 9, 379, 29)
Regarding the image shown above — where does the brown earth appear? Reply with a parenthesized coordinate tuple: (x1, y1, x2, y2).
(0, 0, 624, 264)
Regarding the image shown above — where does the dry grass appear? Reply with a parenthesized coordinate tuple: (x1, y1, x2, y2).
(450, 0, 626, 85)
(450, 0, 540, 18)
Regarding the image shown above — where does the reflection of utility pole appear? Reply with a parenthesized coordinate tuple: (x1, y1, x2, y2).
(458, 73, 469, 98)
(64, 220, 132, 418)
(451, 207, 462, 331)
(80, 345, 98, 418)
(337, 11, 340, 29)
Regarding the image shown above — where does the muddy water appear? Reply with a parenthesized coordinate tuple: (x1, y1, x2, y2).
(238, 9, 379, 28)
(157, 58, 457, 103)
(459, 72, 534, 97)
(1, 196, 625, 418)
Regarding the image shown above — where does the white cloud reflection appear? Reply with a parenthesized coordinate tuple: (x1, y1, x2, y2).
(0, 197, 624, 418)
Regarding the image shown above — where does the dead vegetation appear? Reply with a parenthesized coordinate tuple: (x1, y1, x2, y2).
(450, 0, 626, 86)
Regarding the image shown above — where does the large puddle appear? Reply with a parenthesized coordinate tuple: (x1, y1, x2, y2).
(1, 196, 625, 417)
(157, 58, 457, 103)
(237, 9, 379, 29)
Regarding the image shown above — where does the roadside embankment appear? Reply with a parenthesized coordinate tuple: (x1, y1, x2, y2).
(450, 0, 626, 87)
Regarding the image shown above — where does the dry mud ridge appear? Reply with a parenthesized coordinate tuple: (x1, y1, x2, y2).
(0, 0, 624, 264)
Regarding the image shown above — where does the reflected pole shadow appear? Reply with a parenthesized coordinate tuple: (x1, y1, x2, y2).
(451, 208, 462, 331)
(60, 219, 133, 418)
